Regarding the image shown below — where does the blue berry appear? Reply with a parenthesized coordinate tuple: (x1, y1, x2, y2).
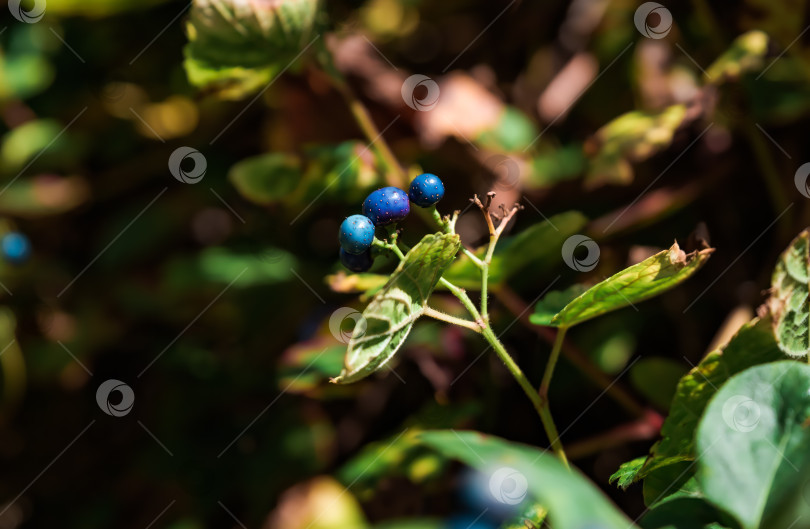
(1, 232, 30, 265)
(362, 187, 410, 226)
(408, 173, 444, 207)
(340, 248, 374, 272)
(339, 214, 375, 255)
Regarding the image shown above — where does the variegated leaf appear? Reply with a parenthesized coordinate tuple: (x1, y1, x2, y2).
(332, 233, 461, 384)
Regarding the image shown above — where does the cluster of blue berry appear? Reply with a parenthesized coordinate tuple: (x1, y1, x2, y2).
(338, 173, 445, 272)
(1, 232, 30, 265)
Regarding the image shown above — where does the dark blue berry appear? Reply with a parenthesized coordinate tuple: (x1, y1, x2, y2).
(339, 214, 375, 255)
(362, 187, 410, 226)
(408, 173, 445, 207)
(1, 232, 30, 265)
(340, 248, 374, 272)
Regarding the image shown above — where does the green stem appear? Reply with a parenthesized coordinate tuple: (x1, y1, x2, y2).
(424, 306, 482, 333)
(480, 262, 489, 320)
(534, 326, 569, 466)
(540, 327, 567, 400)
(480, 324, 569, 467)
(316, 40, 407, 188)
(439, 277, 484, 327)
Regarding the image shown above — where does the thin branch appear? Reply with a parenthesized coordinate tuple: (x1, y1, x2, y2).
(424, 306, 482, 333)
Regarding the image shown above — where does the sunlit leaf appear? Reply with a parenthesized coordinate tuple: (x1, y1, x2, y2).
(332, 233, 461, 384)
(418, 430, 638, 529)
(706, 31, 769, 84)
(767, 229, 809, 357)
(697, 362, 810, 529)
(184, 0, 321, 98)
(541, 241, 713, 328)
(585, 105, 688, 187)
(0, 119, 70, 174)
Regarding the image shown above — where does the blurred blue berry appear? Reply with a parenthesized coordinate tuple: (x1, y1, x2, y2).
(340, 248, 374, 273)
(362, 187, 410, 226)
(339, 214, 375, 255)
(408, 173, 445, 207)
(1, 232, 30, 265)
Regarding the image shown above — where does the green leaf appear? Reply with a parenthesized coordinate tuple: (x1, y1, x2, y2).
(277, 342, 347, 394)
(585, 104, 689, 187)
(418, 430, 638, 529)
(529, 284, 588, 326)
(0, 119, 68, 174)
(706, 31, 769, 84)
(640, 497, 741, 529)
(184, 0, 321, 98)
(528, 143, 587, 188)
(228, 153, 302, 206)
(475, 106, 539, 152)
(499, 502, 548, 529)
(545, 241, 713, 328)
(163, 247, 297, 289)
(767, 229, 810, 357)
(332, 233, 461, 384)
(610, 456, 648, 490)
(326, 272, 388, 295)
(229, 142, 381, 208)
(630, 357, 687, 411)
(338, 402, 480, 498)
(641, 318, 783, 504)
(697, 362, 810, 529)
(443, 211, 588, 289)
(0, 54, 55, 101)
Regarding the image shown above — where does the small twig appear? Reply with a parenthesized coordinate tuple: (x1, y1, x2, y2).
(424, 306, 482, 333)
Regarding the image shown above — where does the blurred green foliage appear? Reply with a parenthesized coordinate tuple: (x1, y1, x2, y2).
(1, 0, 809, 528)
